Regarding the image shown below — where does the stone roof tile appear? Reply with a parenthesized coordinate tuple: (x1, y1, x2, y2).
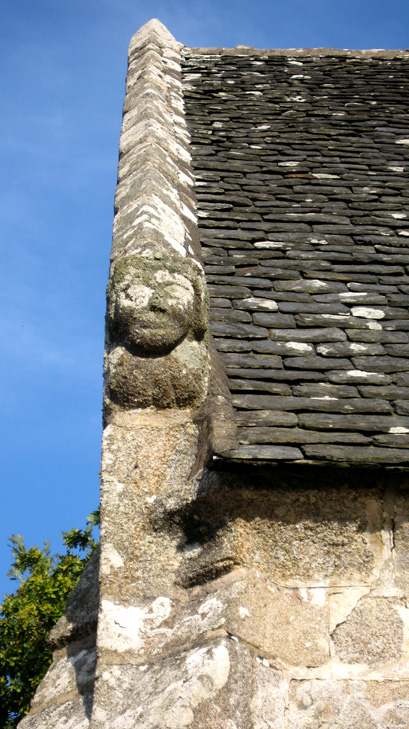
(182, 48, 409, 466)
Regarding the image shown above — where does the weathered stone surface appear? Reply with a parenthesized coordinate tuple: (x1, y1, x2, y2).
(396, 399, 409, 414)
(105, 254, 209, 413)
(186, 56, 409, 464)
(298, 412, 409, 432)
(91, 20, 220, 729)
(229, 378, 291, 395)
(293, 383, 359, 398)
(19, 640, 95, 729)
(253, 312, 296, 328)
(19, 700, 91, 729)
(209, 283, 252, 298)
(235, 410, 298, 427)
(233, 394, 392, 414)
(346, 329, 409, 342)
(352, 356, 409, 373)
(251, 665, 286, 729)
(239, 427, 371, 445)
(332, 597, 405, 666)
(302, 444, 409, 464)
(288, 679, 409, 728)
(372, 433, 409, 447)
(212, 306, 251, 322)
(178, 472, 388, 588)
(327, 370, 392, 384)
(358, 385, 409, 399)
(252, 339, 314, 355)
(237, 296, 278, 311)
(106, 342, 208, 411)
(228, 367, 324, 381)
(99, 411, 202, 601)
(284, 356, 351, 370)
(394, 492, 409, 593)
(49, 548, 99, 649)
(90, 638, 253, 729)
(210, 320, 269, 337)
(99, 574, 234, 663)
(214, 338, 252, 352)
(221, 352, 283, 369)
(227, 444, 303, 460)
(226, 575, 329, 668)
(272, 327, 347, 342)
(317, 342, 385, 357)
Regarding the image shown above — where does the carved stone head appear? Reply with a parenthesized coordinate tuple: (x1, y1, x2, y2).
(107, 253, 208, 354)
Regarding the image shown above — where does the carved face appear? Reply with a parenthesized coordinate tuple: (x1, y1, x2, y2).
(108, 257, 199, 354)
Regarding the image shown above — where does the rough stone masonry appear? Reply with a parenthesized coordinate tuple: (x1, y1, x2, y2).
(19, 19, 409, 729)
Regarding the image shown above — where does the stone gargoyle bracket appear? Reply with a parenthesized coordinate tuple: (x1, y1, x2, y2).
(104, 250, 209, 415)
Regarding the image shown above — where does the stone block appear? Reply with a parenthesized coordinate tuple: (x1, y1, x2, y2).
(19, 641, 95, 728)
(252, 664, 287, 729)
(100, 412, 201, 600)
(331, 597, 405, 668)
(235, 487, 387, 588)
(49, 549, 99, 648)
(90, 637, 253, 729)
(177, 474, 388, 588)
(393, 492, 409, 593)
(19, 700, 91, 729)
(96, 573, 241, 663)
(288, 679, 409, 728)
(226, 574, 329, 668)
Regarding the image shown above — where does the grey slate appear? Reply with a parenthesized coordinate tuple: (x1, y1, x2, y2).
(239, 427, 371, 445)
(301, 444, 409, 464)
(182, 49, 409, 466)
(298, 413, 409, 432)
(227, 368, 326, 381)
(226, 445, 303, 460)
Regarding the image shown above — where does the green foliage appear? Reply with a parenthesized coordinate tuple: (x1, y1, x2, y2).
(0, 510, 99, 728)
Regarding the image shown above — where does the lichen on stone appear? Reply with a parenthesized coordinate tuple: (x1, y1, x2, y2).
(105, 251, 209, 412)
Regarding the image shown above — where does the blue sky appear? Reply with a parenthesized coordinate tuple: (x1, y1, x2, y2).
(1, 0, 408, 599)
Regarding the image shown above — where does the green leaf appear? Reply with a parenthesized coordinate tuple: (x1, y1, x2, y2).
(0, 509, 99, 727)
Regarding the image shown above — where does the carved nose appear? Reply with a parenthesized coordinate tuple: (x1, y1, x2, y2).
(149, 292, 167, 312)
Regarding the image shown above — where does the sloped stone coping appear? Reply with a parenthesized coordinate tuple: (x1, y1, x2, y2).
(111, 18, 201, 264)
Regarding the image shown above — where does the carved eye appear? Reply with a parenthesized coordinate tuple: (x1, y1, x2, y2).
(162, 282, 195, 307)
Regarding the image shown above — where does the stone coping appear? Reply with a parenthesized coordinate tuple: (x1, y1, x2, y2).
(187, 46, 409, 58)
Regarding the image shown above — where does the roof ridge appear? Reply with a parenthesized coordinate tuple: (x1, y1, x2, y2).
(185, 46, 409, 59)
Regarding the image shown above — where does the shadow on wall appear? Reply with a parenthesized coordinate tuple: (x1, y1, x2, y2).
(48, 549, 100, 721)
(153, 465, 408, 588)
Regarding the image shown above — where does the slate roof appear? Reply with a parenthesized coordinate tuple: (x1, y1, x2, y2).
(181, 47, 409, 467)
